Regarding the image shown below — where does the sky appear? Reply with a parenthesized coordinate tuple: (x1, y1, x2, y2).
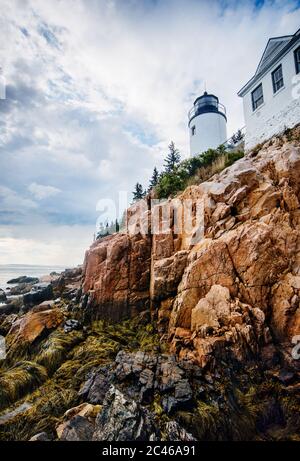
(0, 0, 299, 267)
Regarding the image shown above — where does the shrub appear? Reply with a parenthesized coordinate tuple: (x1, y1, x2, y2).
(155, 146, 244, 199)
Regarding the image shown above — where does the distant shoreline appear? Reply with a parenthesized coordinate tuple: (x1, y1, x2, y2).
(0, 264, 67, 291)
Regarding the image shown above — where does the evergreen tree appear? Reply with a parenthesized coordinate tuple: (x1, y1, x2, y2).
(132, 182, 145, 201)
(164, 142, 181, 173)
(148, 167, 159, 191)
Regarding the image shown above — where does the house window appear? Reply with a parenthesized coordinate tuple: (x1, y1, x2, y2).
(251, 83, 264, 111)
(295, 46, 300, 74)
(191, 125, 196, 136)
(272, 64, 284, 93)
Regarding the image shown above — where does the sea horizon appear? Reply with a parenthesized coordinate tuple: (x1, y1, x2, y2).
(0, 263, 69, 291)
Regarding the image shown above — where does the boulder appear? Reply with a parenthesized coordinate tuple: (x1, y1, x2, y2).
(32, 300, 55, 313)
(7, 276, 39, 285)
(0, 303, 20, 316)
(93, 386, 157, 441)
(29, 432, 52, 442)
(0, 289, 7, 303)
(57, 403, 101, 441)
(23, 283, 53, 306)
(58, 415, 94, 441)
(7, 283, 33, 296)
(7, 309, 64, 346)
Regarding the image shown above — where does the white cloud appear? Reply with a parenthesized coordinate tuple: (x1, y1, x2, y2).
(28, 182, 61, 200)
(0, 224, 94, 266)
(0, 186, 38, 212)
(0, 0, 299, 265)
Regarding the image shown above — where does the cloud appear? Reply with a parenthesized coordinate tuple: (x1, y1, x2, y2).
(0, 0, 299, 265)
(0, 223, 94, 266)
(28, 182, 61, 200)
(0, 186, 38, 212)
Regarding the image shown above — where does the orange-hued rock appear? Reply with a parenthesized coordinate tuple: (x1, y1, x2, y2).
(7, 309, 64, 346)
(82, 129, 300, 367)
(83, 233, 151, 321)
(191, 285, 232, 331)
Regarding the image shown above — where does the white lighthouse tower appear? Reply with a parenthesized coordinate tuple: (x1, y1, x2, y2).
(188, 91, 227, 156)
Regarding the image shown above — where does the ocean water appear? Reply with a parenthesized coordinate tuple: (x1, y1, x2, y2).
(0, 264, 66, 291)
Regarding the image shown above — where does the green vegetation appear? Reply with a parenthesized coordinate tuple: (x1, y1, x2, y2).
(148, 166, 159, 191)
(132, 141, 244, 202)
(0, 361, 48, 410)
(36, 330, 84, 375)
(156, 146, 244, 199)
(0, 314, 161, 441)
(97, 220, 120, 240)
(163, 141, 181, 173)
(132, 182, 146, 201)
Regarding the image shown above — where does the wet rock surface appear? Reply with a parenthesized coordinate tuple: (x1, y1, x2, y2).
(7, 276, 39, 285)
(0, 290, 7, 303)
(23, 283, 53, 307)
(64, 319, 82, 333)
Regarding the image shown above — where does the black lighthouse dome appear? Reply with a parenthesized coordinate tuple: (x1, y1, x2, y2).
(188, 91, 227, 125)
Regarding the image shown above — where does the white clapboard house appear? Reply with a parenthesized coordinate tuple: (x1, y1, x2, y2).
(238, 28, 300, 149)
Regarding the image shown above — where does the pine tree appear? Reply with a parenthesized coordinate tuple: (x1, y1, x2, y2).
(132, 182, 145, 201)
(148, 167, 159, 191)
(164, 141, 181, 173)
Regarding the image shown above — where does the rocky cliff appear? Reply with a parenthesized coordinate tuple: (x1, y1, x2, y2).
(1, 127, 300, 442)
(83, 126, 300, 373)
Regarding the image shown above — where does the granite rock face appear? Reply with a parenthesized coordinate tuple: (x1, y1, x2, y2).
(82, 130, 300, 369)
(83, 233, 151, 322)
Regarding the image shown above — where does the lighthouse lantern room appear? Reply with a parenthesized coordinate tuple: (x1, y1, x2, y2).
(188, 91, 227, 156)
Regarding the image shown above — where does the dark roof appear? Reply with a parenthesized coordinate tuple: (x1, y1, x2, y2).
(238, 27, 300, 97)
(194, 92, 219, 105)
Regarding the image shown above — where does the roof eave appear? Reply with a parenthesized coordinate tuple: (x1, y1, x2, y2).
(237, 31, 300, 98)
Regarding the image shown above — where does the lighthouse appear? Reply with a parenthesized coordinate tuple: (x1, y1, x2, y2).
(188, 91, 227, 156)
